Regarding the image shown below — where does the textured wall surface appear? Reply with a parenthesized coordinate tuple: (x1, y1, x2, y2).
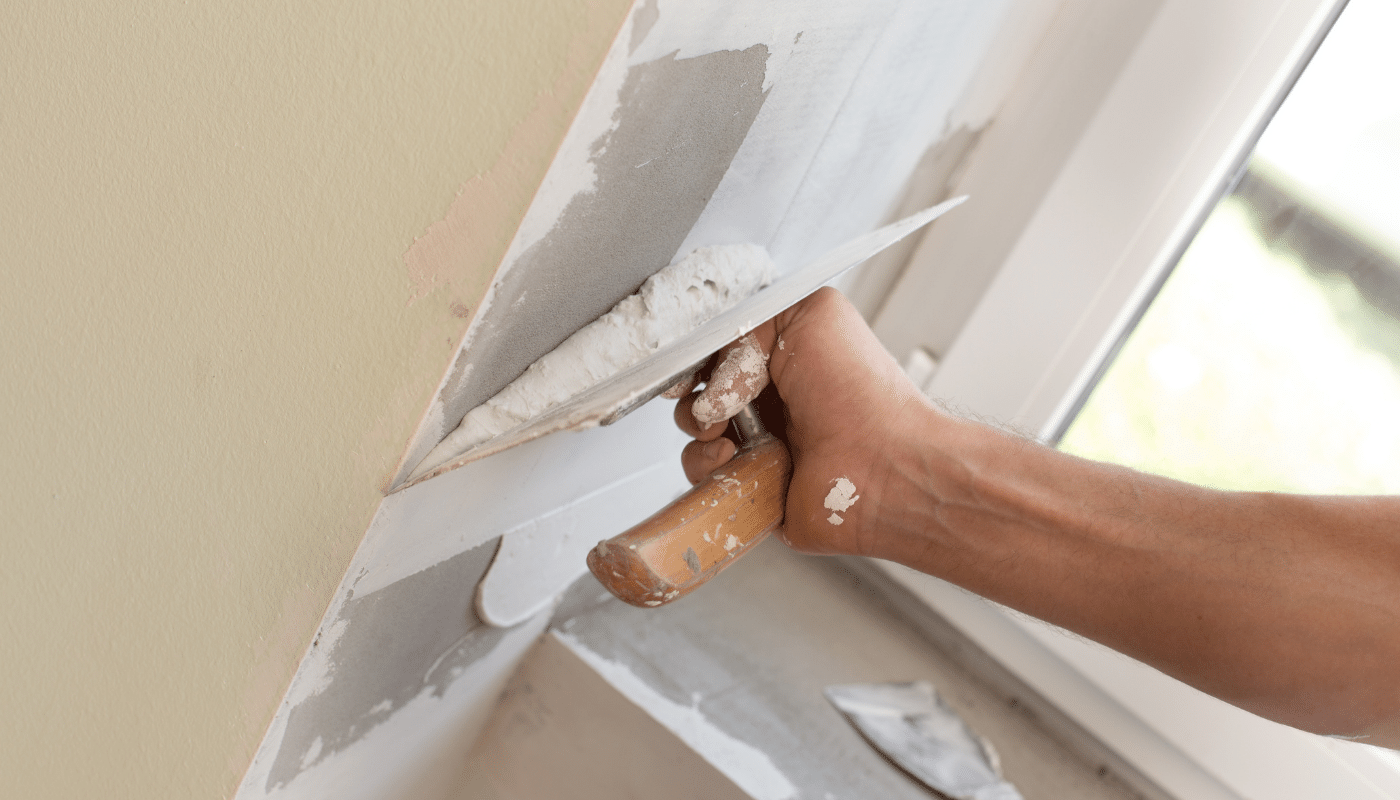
(236, 3, 1017, 798)
(0, 1, 629, 797)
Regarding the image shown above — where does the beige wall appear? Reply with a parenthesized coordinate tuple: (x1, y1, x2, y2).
(0, 1, 630, 797)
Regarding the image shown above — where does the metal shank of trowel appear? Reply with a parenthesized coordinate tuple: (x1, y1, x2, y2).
(587, 402, 790, 608)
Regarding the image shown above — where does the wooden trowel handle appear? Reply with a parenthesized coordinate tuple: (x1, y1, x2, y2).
(588, 409, 790, 608)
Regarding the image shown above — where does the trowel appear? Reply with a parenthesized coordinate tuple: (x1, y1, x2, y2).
(826, 682, 1024, 800)
(398, 196, 967, 607)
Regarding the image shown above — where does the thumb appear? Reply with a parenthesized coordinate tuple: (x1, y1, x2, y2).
(692, 325, 776, 426)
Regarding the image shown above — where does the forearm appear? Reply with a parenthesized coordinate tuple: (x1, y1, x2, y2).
(867, 402, 1400, 742)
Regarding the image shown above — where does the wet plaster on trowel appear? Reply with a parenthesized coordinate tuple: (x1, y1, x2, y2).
(411, 243, 774, 478)
(824, 477, 859, 526)
(398, 42, 773, 484)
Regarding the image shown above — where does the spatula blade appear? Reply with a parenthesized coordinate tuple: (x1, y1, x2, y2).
(396, 196, 967, 492)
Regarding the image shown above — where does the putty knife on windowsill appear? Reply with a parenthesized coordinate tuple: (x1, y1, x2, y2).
(396, 196, 967, 603)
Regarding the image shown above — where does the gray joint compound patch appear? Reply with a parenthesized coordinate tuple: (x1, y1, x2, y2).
(266, 540, 501, 790)
(437, 44, 771, 434)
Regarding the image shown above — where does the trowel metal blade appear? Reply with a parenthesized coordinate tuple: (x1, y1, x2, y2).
(826, 682, 1023, 800)
(397, 196, 967, 492)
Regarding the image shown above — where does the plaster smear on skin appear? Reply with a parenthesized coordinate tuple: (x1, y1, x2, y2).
(411, 244, 773, 478)
(693, 332, 769, 426)
(824, 477, 859, 526)
(555, 631, 797, 800)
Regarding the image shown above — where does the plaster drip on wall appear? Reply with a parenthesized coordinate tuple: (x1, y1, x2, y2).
(554, 630, 797, 800)
(409, 243, 774, 479)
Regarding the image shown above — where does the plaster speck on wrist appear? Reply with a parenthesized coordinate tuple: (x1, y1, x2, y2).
(824, 477, 860, 525)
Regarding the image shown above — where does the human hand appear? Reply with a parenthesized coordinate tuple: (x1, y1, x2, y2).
(669, 287, 935, 557)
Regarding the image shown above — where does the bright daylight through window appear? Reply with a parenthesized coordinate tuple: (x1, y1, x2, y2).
(1060, 0, 1400, 499)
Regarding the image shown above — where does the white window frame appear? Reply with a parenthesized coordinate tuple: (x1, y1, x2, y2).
(872, 0, 1400, 797)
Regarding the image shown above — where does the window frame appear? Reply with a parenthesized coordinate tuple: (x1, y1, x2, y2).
(868, 0, 1400, 797)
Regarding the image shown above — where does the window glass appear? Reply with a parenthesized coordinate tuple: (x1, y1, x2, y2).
(1058, 0, 1400, 496)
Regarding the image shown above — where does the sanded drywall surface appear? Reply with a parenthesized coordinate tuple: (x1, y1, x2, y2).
(0, 1, 631, 797)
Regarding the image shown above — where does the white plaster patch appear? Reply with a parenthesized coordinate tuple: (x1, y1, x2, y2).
(285, 618, 349, 708)
(555, 631, 797, 800)
(823, 477, 859, 526)
(411, 244, 773, 479)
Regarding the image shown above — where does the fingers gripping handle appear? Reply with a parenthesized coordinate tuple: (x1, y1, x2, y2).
(588, 407, 790, 608)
